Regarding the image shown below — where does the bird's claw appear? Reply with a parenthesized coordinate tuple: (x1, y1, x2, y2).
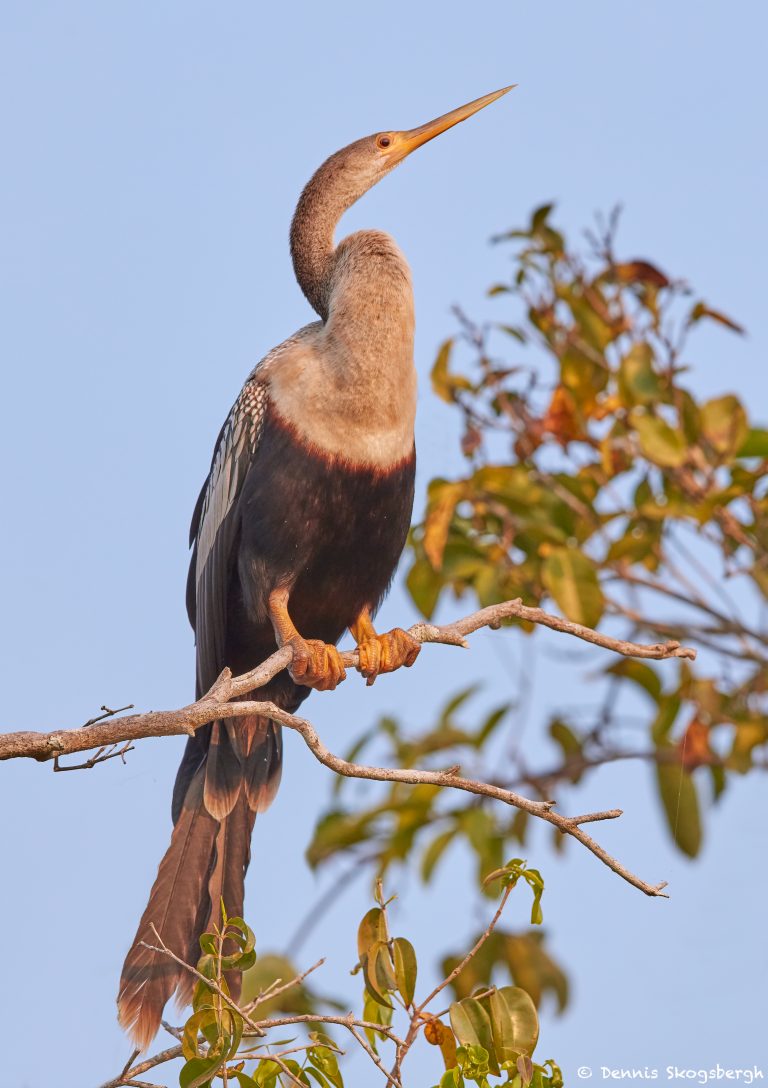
(356, 628, 420, 686)
(288, 637, 346, 691)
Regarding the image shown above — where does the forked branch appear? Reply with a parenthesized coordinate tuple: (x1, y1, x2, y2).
(1, 598, 685, 896)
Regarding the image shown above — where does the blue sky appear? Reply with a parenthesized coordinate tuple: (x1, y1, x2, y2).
(2, 3, 766, 1086)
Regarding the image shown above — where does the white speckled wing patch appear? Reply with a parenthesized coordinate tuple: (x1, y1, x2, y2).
(195, 379, 268, 583)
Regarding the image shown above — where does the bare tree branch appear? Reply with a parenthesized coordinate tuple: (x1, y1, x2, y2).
(0, 597, 694, 764)
(0, 599, 679, 897)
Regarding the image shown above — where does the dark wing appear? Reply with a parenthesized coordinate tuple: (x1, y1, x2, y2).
(190, 377, 268, 697)
(173, 377, 268, 823)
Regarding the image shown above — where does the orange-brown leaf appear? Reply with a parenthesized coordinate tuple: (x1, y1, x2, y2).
(678, 717, 712, 770)
(542, 386, 581, 444)
(614, 260, 670, 288)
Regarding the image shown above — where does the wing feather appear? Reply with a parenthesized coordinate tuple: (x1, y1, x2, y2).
(192, 378, 268, 697)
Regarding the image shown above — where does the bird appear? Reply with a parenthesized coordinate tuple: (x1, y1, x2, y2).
(117, 84, 513, 1050)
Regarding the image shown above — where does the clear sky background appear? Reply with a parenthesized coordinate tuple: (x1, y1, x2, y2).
(2, 3, 767, 1086)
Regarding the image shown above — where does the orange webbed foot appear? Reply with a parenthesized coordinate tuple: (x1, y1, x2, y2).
(356, 628, 421, 686)
(287, 636, 347, 691)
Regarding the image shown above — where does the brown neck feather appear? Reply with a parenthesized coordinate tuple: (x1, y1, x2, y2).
(290, 141, 382, 320)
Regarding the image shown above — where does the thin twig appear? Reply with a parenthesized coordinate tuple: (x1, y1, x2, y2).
(245, 1013, 404, 1048)
(142, 926, 266, 1038)
(243, 957, 325, 1013)
(346, 1020, 402, 1088)
(417, 885, 513, 1014)
(98, 1046, 182, 1088)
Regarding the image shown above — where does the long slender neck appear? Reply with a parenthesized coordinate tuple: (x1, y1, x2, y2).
(290, 146, 377, 321)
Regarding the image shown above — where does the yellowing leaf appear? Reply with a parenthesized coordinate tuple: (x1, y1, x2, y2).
(689, 301, 745, 335)
(424, 481, 466, 570)
(632, 412, 688, 467)
(362, 940, 396, 1008)
(541, 547, 604, 628)
(431, 339, 473, 403)
(560, 349, 608, 414)
(357, 908, 387, 961)
(700, 395, 748, 459)
(487, 987, 535, 1061)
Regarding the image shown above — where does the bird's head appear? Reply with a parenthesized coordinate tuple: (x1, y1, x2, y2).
(319, 85, 516, 197)
(369, 84, 515, 173)
(291, 85, 515, 317)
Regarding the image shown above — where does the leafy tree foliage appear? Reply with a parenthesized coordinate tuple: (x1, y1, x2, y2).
(170, 877, 561, 1088)
(305, 205, 765, 1015)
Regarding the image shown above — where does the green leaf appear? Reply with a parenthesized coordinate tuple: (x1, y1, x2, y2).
(283, 1059, 312, 1086)
(738, 427, 768, 458)
(489, 986, 540, 1063)
(234, 1072, 262, 1088)
(700, 395, 748, 459)
(541, 547, 604, 628)
(523, 869, 545, 925)
(632, 412, 688, 468)
(618, 343, 664, 406)
(251, 1060, 281, 1088)
(393, 937, 418, 1006)
(449, 998, 499, 1076)
(406, 557, 444, 619)
(656, 760, 702, 858)
(309, 1045, 344, 1088)
(305, 1070, 332, 1088)
(180, 1054, 224, 1088)
(362, 989, 393, 1053)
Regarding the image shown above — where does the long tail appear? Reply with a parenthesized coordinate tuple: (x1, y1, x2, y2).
(117, 712, 282, 1051)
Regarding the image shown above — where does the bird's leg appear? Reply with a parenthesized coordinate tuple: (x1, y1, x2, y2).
(350, 606, 421, 687)
(268, 586, 346, 692)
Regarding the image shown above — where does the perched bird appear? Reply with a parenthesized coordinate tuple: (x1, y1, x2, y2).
(117, 85, 512, 1049)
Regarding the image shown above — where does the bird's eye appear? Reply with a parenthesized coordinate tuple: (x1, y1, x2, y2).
(377, 134, 393, 149)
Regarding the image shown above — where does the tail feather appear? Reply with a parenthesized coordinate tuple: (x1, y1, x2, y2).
(118, 713, 282, 1050)
(244, 718, 283, 814)
(204, 721, 244, 820)
(117, 769, 218, 1051)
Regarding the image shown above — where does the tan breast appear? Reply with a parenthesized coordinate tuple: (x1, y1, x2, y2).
(266, 332, 416, 466)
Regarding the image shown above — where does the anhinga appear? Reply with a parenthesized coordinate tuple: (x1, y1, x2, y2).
(118, 85, 512, 1049)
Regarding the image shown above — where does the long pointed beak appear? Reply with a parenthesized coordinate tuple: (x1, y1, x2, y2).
(392, 85, 515, 162)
